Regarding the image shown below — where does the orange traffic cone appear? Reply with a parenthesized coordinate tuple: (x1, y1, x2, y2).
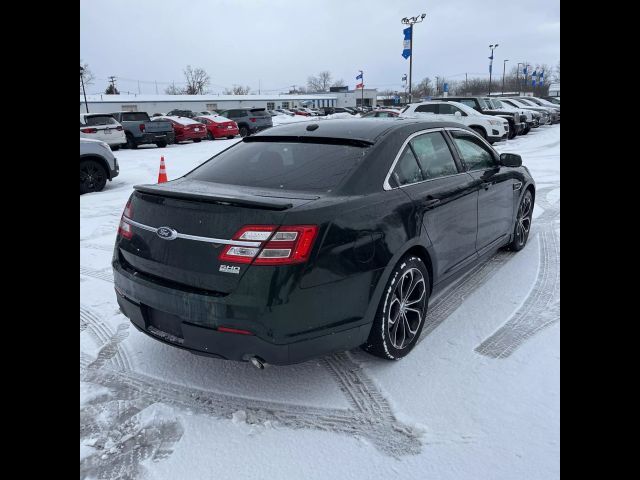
(158, 156, 168, 183)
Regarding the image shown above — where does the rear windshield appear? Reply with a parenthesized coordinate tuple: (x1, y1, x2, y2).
(249, 108, 268, 116)
(121, 112, 150, 121)
(84, 115, 117, 126)
(187, 140, 368, 192)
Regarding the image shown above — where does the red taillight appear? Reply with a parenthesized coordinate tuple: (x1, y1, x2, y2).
(117, 199, 133, 239)
(139, 123, 145, 132)
(249, 117, 257, 122)
(217, 326, 253, 335)
(219, 225, 319, 265)
(81, 128, 97, 133)
(116, 126, 123, 131)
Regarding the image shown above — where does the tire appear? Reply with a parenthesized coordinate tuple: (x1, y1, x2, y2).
(193, 138, 201, 143)
(80, 160, 108, 194)
(207, 131, 214, 140)
(362, 255, 430, 360)
(125, 133, 137, 149)
(506, 190, 533, 251)
(111, 145, 120, 151)
(155, 141, 167, 148)
(507, 124, 517, 140)
(521, 125, 530, 135)
(239, 126, 249, 137)
(470, 126, 487, 140)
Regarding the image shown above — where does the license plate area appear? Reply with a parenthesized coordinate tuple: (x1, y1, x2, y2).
(146, 307, 184, 341)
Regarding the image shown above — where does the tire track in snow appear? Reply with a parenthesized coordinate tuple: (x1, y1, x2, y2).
(80, 266, 114, 283)
(81, 304, 132, 371)
(81, 242, 114, 253)
(474, 184, 560, 358)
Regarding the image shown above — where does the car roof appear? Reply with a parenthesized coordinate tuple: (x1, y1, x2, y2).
(255, 118, 469, 144)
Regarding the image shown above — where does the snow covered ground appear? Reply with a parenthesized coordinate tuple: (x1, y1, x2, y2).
(80, 123, 560, 480)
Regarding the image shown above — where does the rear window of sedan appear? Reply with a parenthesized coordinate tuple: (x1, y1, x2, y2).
(188, 140, 368, 193)
(83, 115, 118, 126)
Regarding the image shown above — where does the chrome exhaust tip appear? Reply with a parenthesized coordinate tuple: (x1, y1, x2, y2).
(249, 356, 266, 369)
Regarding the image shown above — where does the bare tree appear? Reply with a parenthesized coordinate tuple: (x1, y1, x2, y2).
(80, 59, 95, 94)
(412, 77, 434, 98)
(164, 83, 185, 95)
(183, 65, 210, 94)
(223, 85, 252, 95)
(552, 61, 560, 82)
(307, 71, 333, 92)
(331, 78, 345, 88)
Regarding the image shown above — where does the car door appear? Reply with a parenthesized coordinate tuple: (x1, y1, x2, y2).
(448, 129, 516, 255)
(413, 104, 439, 119)
(387, 130, 479, 281)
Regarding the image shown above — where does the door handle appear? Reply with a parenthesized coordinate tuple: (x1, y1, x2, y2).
(481, 182, 492, 190)
(422, 198, 441, 208)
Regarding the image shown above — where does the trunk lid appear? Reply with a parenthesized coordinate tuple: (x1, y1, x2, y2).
(117, 178, 318, 293)
(144, 120, 173, 134)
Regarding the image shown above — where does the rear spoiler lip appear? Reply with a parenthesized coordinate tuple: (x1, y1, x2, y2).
(133, 183, 312, 211)
(243, 135, 374, 148)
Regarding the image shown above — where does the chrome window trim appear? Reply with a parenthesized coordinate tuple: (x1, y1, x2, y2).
(122, 218, 262, 247)
(383, 127, 468, 191)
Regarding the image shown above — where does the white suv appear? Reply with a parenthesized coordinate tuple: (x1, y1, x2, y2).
(80, 113, 127, 150)
(400, 101, 509, 144)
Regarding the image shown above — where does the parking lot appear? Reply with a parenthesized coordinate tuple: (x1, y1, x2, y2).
(80, 120, 559, 480)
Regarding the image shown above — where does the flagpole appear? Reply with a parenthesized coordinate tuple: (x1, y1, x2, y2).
(361, 71, 364, 107)
(401, 13, 426, 104)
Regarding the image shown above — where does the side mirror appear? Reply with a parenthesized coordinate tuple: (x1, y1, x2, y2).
(454, 111, 462, 118)
(500, 153, 522, 167)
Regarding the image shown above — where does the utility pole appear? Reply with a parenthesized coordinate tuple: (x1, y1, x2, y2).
(465, 73, 468, 94)
(80, 66, 89, 113)
(488, 43, 499, 96)
(501, 59, 509, 95)
(108, 76, 117, 94)
(138, 80, 141, 94)
(401, 12, 427, 104)
(155, 80, 158, 95)
(435, 76, 440, 97)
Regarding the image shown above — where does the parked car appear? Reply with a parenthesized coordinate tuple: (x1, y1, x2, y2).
(321, 107, 336, 115)
(153, 116, 207, 143)
(343, 107, 358, 115)
(274, 109, 295, 116)
(80, 113, 126, 150)
(504, 98, 558, 124)
(194, 115, 239, 140)
(80, 138, 119, 194)
(217, 109, 274, 137)
(431, 96, 523, 139)
(290, 108, 311, 116)
(518, 97, 561, 119)
(167, 109, 197, 118)
(485, 98, 536, 133)
(361, 109, 399, 118)
(400, 101, 509, 144)
(499, 98, 551, 125)
(195, 111, 217, 116)
(113, 118, 535, 366)
(542, 97, 560, 105)
(111, 111, 174, 149)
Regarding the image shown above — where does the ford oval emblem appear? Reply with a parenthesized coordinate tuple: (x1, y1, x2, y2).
(156, 226, 178, 240)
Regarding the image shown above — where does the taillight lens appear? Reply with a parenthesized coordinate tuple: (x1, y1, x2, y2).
(219, 225, 318, 265)
(116, 126, 123, 131)
(81, 128, 97, 133)
(139, 124, 145, 132)
(117, 199, 133, 239)
(249, 117, 257, 123)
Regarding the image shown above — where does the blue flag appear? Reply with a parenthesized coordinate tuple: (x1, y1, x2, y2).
(402, 27, 412, 59)
(356, 71, 363, 80)
(539, 69, 544, 85)
(523, 66, 528, 75)
(532, 68, 537, 87)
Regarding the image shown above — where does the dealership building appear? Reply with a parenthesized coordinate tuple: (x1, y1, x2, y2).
(80, 90, 377, 114)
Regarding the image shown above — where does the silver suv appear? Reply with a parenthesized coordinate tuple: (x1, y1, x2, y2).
(80, 138, 119, 194)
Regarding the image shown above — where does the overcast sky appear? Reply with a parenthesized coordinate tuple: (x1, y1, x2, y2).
(80, 0, 559, 95)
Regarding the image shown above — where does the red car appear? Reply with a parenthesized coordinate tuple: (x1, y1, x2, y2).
(290, 108, 311, 116)
(154, 116, 207, 143)
(194, 115, 239, 140)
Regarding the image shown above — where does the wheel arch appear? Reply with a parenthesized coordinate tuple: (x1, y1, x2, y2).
(80, 154, 112, 180)
(468, 124, 487, 137)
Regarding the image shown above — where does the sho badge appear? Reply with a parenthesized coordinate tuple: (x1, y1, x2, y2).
(219, 265, 240, 274)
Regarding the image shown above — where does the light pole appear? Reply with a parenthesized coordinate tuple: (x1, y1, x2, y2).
(516, 62, 524, 96)
(80, 66, 89, 113)
(488, 44, 499, 96)
(501, 59, 509, 95)
(523, 63, 531, 95)
(401, 13, 426, 104)
(435, 76, 440, 97)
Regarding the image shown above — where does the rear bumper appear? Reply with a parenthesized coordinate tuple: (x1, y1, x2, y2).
(112, 257, 371, 365)
(213, 127, 239, 138)
(109, 157, 119, 180)
(137, 132, 174, 145)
